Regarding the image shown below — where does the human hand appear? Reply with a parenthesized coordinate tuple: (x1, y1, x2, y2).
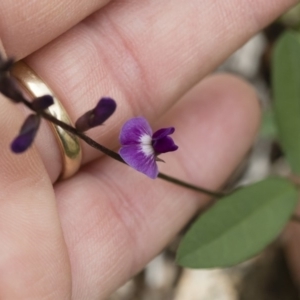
(0, 0, 296, 299)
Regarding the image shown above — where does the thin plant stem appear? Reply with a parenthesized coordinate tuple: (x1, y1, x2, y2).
(22, 98, 225, 198)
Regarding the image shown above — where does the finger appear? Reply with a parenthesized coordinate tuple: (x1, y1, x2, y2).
(54, 74, 260, 299)
(0, 0, 111, 58)
(22, 0, 295, 182)
(0, 97, 71, 298)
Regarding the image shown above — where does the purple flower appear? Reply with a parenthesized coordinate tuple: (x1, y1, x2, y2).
(119, 117, 178, 179)
(11, 114, 40, 153)
(75, 97, 116, 131)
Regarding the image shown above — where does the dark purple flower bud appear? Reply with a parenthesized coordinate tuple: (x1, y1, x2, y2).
(119, 117, 178, 179)
(11, 114, 40, 153)
(0, 76, 24, 103)
(0, 57, 14, 73)
(75, 97, 116, 132)
(32, 95, 54, 111)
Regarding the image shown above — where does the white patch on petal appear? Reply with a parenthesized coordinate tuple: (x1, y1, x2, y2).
(139, 134, 154, 157)
(141, 144, 155, 157)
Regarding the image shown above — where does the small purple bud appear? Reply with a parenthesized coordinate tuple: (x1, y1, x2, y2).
(75, 97, 116, 132)
(32, 95, 54, 111)
(0, 57, 14, 73)
(11, 114, 40, 153)
(0, 77, 24, 103)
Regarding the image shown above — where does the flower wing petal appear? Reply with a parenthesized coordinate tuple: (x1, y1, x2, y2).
(120, 117, 153, 145)
(152, 136, 178, 154)
(119, 145, 158, 179)
(152, 127, 175, 140)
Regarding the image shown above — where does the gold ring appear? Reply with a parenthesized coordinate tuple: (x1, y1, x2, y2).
(11, 61, 82, 180)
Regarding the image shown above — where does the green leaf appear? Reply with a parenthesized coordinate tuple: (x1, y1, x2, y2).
(273, 31, 300, 175)
(260, 110, 277, 139)
(176, 178, 298, 268)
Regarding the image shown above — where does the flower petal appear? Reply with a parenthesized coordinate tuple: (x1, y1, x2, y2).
(75, 97, 116, 132)
(152, 127, 175, 140)
(119, 145, 158, 179)
(11, 114, 40, 153)
(120, 117, 152, 145)
(152, 135, 178, 154)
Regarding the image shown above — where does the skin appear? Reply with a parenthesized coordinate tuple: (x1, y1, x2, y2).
(0, 0, 297, 299)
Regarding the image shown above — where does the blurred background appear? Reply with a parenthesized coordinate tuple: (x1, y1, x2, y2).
(109, 4, 300, 300)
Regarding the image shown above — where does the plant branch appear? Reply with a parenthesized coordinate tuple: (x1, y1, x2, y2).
(22, 99, 225, 198)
